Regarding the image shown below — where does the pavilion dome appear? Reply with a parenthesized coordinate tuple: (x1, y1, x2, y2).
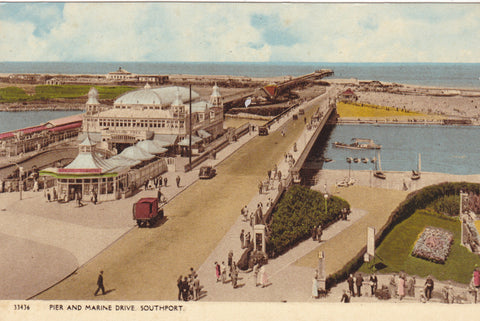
(115, 85, 163, 105)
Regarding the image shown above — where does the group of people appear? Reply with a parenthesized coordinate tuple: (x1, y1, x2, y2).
(177, 267, 202, 301)
(284, 153, 295, 168)
(311, 225, 323, 243)
(388, 273, 418, 300)
(145, 175, 168, 190)
(215, 251, 240, 289)
(239, 229, 251, 249)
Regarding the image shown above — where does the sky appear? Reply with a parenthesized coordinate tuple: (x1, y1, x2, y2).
(0, 2, 479, 63)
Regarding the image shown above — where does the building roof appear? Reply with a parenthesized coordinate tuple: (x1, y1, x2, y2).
(197, 129, 211, 138)
(191, 101, 210, 113)
(87, 87, 100, 105)
(65, 151, 114, 172)
(77, 132, 102, 143)
(118, 145, 156, 161)
(46, 114, 83, 127)
(341, 88, 356, 96)
(109, 67, 132, 75)
(114, 86, 199, 106)
(136, 140, 168, 154)
(178, 135, 202, 146)
(99, 108, 172, 119)
(153, 134, 177, 145)
(48, 122, 82, 132)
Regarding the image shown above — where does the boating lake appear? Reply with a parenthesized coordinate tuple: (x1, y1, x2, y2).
(309, 124, 480, 176)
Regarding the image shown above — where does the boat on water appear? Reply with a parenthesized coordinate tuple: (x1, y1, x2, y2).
(411, 153, 421, 180)
(353, 158, 360, 163)
(333, 138, 382, 150)
(373, 151, 386, 179)
(361, 158, 369, 164)
(346, 157, 353, 163)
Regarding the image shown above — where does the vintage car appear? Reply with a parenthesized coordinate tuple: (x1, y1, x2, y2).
(199, 165, 216, 179)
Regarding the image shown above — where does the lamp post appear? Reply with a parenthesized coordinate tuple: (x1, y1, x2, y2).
(324, 193, 328, 216)
(19, 166, 24, 200)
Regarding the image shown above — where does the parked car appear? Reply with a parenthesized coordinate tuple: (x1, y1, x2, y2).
(199, 166, 216, 179)
(259, 126, 269, 136)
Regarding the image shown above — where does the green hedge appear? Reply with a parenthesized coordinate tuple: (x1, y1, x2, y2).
(325, 182, 480, 289)
(267, 185, 350, 257)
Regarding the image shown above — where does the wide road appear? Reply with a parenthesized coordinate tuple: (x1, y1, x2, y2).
(35, 91, 332, 300)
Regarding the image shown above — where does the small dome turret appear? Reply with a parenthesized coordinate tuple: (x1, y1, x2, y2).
(87, 87, 99, 105)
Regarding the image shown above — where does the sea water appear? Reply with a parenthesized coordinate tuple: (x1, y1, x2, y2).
(312, 124, 480, 175)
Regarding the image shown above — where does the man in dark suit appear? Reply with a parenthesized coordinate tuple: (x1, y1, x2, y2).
(94, 271, 105, 296)
(347, 274, 355, 297)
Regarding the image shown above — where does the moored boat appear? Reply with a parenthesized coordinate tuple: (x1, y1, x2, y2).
(333, 138, 381, 150)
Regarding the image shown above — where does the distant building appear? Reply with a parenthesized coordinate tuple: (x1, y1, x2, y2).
(106, 67, 168, 85)
(0, 114, 83, 157)
(82, 84, 224, 153)
(45, 78, 63, 85)
(106, 67, 134, 81)
(338, 88, 358, 102)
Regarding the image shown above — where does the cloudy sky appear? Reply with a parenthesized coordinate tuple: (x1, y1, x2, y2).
(0, 2, 479, 62)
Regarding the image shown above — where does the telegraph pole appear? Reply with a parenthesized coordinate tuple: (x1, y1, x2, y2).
(189, 84, 192, 169)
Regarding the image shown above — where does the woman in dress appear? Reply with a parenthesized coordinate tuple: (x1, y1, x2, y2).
(312, 275, 319, 299)
(397, 274, 406, 300)
(215, 262, 221, 282)
(260, 266, 269, 288)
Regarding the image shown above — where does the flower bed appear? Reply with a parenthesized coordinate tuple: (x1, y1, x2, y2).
(411, 226, 454, 264)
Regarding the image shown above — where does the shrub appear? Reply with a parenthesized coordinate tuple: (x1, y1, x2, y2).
(427, 194, 460, 217)
(267, 185, 349, 257)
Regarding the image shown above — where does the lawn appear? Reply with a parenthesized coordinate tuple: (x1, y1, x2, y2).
(0, 85, 135, 102)
(358, 209, 480, 284)
(336, 101, 443, 119)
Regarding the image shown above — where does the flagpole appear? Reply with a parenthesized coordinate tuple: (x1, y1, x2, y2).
(189, 84, 192, 169)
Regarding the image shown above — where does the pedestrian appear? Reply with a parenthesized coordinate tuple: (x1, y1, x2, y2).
(215, 262, 221, 282)
(369, 273, 378, 296)
(267, 170, 271, 181)
(407, 276, 416, 297)
(193, 276, 200, 300)
(157, 187, 162, 202)
(258, 181, 263, 195)
(312, 274, 319, 299)
(341, 289, 351, 303)
(277, 170, 282, 181)
(347, 274, 355, 297)
(76, 191, 83, 207)
(355, 273, 364, 297)
(317, 225, 323, 242)
(389, 274, 397, 298)
(253, 264, 260, 286)
(260, 266, 269, 288)
(240, 229, 245, 249)
(52, 187, 57, 201)
(91, 188, 97, 205)
(398, 274, 406, 300)
(176, 175, 181, 188)
(144, 180, 149, 190)
(473, 266, 480, 302)
(33, 179, 39, 192)
(249, 212, 255, 228)
(221, 261, 227, 284)
(181, 277, 189, 301)
(311, 226, 317, 241)
(159, 175, 163, 186)
(164, 177, 168, 187)
(227, 251, 233, 274)
(177, 275, 183, 300)
(245, 232, 251, 248)
(94, 271, 105, 296)
(189, 267, 197, 279)
(424, 275, 434, 301)
(231, 263, 238, 289)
